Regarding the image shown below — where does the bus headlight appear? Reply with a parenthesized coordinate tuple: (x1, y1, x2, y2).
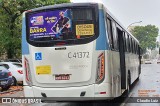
(96, 52, 105, 84)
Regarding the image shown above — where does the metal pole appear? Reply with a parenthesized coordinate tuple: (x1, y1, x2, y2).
(127, 21, 142, 29)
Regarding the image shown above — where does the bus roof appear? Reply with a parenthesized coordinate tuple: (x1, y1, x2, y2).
(30, 3, 98, 12)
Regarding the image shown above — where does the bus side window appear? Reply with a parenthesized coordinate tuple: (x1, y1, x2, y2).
(131, 38, 134, 53)
(136, 43, 139, 54)
(123, 32, 126, 52)
(112, 21, 118, 51)
(125, 33, 128, 52)
(132, 39, 135, 54)
(130, 37, 132, 53)
(131, 38, 133, 53)
(134, 42, 136, 54)
(106, 18, 114, 50)
(132, 40, 134, 54)
(135, 42, 137, 54)
(128, 35, 131, 53)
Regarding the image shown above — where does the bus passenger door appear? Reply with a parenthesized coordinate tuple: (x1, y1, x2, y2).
(117, 28, 126, 90)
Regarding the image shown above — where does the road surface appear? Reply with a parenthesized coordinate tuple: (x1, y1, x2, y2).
(124, 64, 160, 106)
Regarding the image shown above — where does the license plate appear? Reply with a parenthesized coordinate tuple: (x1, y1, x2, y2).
(55, 74, 71, 80)
(1, 81, 7, 85)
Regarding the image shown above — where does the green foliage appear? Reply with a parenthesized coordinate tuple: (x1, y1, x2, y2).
(131, 25, 159, 53)
(55, 0, 70, 4)
(0, 0, 70, 59)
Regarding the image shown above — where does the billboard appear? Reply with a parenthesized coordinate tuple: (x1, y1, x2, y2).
(28, 9, 71, 40)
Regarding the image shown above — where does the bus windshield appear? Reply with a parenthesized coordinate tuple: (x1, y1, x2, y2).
(26, 7, 99, 46)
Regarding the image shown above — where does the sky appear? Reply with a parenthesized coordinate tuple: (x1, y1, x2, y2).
(71, 0, 160, 41)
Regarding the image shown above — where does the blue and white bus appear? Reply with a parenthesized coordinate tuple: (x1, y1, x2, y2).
(22, 3, 141, 100)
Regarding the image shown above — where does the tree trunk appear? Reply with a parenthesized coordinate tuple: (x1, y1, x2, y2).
(7, 47, 14, 59)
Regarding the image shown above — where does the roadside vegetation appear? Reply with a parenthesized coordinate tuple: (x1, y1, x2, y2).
(131, 25, 159, 54)
(0, 0, 70, 59)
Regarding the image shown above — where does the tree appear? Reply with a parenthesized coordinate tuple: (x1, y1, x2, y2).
(0, 0, 70, 59)
(131, 25, 159, 53)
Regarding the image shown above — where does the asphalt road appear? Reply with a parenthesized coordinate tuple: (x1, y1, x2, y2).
(123, 63, 160, 106)
(1, 63, 160, 106)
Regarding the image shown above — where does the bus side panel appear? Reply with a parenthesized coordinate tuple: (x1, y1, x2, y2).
(108, 51, 121, 97)
(125, 53, 139, 85)
(94, 50, 121, 98)
(94, 8, 121, 98)
(22, 12, 30, 87)
(131, 54, 139, 84)
(22, 12, 29, 55)
(95, 8, 109, 50)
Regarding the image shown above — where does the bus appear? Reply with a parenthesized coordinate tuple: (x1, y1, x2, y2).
(22, 3, 141, 100)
